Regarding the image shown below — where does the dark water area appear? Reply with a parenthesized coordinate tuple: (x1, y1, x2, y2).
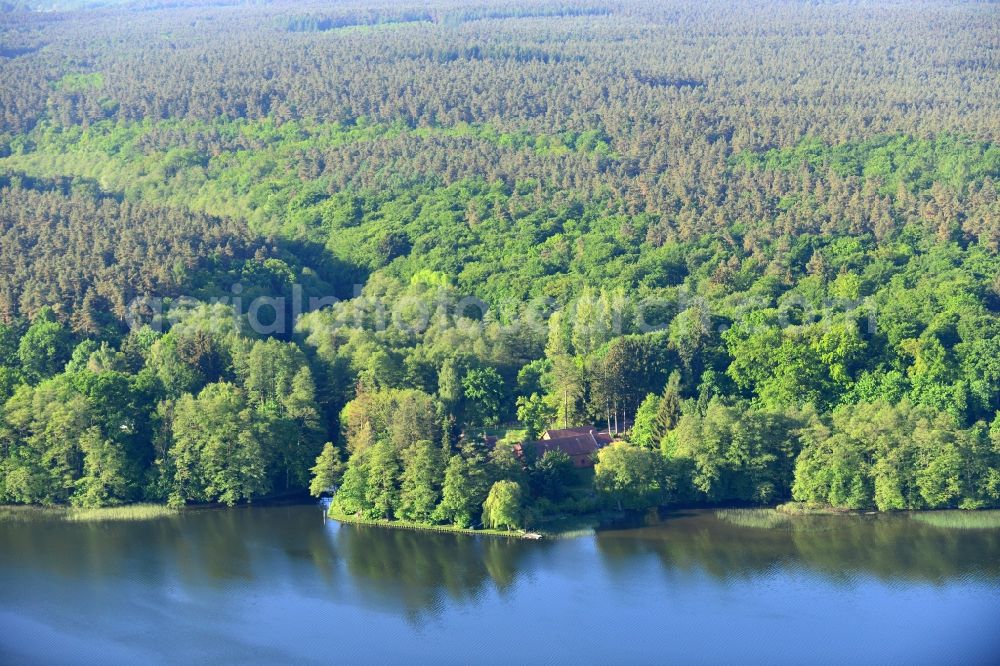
(1, 505, 998, 664)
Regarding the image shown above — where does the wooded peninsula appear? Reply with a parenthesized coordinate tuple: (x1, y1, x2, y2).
(0, 0, 998, 532)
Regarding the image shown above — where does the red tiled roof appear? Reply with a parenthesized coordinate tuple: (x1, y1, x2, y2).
(544, 427, 613, 446)
(529, 433, 598, 458)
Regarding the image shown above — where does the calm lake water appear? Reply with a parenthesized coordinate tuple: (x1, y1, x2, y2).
(1, 505, 998, 664)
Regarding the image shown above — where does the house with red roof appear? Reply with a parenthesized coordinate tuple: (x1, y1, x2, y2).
(514, 427, 613, 468)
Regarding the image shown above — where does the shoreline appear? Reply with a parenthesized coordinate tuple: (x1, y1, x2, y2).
(326, 507, 544, 539)
(4, 501, 998, 531)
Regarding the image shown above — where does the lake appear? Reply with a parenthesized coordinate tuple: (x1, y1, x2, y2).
(1, 505, 998, 664)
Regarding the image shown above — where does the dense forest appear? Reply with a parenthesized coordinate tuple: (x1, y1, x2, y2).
(0, 0, 998, 527)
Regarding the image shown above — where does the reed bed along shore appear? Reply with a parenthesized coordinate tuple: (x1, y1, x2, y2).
(715, 508, 792, 529)
(0, 503, 179, 523)
(910, 510, 1000, 530)
(0, 505, 66, 523)
(65, 504, 179, 522)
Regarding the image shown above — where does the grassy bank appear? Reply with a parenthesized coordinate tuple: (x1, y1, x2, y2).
(327, 507, 542, 539)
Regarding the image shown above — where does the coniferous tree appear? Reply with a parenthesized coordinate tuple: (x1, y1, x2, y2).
(309, 442, 344, 497)
(397, 439, 442, 522)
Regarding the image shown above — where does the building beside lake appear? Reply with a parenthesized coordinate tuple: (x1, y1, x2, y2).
(515, 427, 614, 468)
